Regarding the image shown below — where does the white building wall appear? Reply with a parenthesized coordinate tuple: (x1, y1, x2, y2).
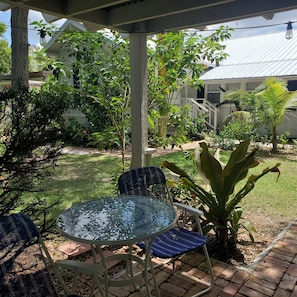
(276, 109, 297, 138)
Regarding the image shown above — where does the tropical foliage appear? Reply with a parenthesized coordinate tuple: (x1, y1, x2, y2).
(162, 140, 280, 258)
(147, 27, 233, 144)
(226, 77, 297, 152)
(215, 111, 256, 150)
(59, 31, 131, 168)
(54, 27, 233, 150)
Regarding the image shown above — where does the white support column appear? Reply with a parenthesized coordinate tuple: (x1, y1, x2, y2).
(129, 33, 148, 169)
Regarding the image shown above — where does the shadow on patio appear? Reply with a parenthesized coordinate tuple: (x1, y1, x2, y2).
(53, 220, 297, 297)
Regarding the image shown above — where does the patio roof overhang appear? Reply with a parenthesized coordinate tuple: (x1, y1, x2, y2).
(1, 0, 297, 168)
(0, 0, 297, 34)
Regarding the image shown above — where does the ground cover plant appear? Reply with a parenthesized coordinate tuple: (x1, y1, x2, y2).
(22, 143, 297, 265)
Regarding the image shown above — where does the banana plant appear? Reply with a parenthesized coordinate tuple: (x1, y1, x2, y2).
(162, 139, 280, 254)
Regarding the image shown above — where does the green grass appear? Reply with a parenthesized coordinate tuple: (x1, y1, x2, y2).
(24, 154, 125, 222)
(157, 149, 297, 221)
(24, 148, 297, 228)
(240, 153, 297, 221)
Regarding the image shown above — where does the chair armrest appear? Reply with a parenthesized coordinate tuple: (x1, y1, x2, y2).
(173, 202, 204, 217)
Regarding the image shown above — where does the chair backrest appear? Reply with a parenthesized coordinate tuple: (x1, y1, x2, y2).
(0, 213, 58, 297)
(118, 166, 173, 205)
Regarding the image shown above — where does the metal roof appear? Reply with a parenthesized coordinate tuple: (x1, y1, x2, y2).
(1, 0, 297, 34)
(200, 31, 297, 81)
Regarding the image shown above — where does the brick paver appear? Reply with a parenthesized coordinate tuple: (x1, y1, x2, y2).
(121, 219, 297, 297)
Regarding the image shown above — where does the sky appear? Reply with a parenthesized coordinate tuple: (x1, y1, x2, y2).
(0, 8, 297, 45)
(0, 10, 65, 45)
(203, 9, 297, 39)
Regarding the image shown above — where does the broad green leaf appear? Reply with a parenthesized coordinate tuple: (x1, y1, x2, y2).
(223, 139, 249, 173)
(199, 142, 224, 199)
(221, 150, 259, 201)
(162, 160, 191, 179)
(241, 221, 257, 242)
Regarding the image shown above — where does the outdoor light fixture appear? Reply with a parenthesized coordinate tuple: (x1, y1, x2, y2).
(285, 21, 293, 39)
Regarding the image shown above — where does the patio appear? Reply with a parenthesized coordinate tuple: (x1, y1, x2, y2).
(46, 141, 294, 297)
(102, 220, 297, 297)
(53, 219, 297, 297)
(1, 2, 297, 296)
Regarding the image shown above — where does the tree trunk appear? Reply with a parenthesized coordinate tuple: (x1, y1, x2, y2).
(271, 126, 278, 153)
(158, 114, 169, 140)
(11, 7, 29, 89)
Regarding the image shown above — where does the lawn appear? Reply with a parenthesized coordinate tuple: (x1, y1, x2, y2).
(29, 145, 297, 234)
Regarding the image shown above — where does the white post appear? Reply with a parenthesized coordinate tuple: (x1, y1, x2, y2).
(129, 33, 148, 169)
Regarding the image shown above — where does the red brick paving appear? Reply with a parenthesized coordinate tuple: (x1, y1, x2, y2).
(109, 220, 297, 296)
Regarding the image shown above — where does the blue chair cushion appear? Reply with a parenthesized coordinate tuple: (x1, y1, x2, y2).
(137, 228, 207, 258)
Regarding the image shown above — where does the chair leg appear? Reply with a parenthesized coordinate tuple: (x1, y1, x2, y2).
(149, 256, 161, 297)
(191, 245, 214, 297)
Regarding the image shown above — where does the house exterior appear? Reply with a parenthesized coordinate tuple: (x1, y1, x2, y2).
(45, 20, 89, 127)
(45, 20, 87, 87)
(197, 30, 297, 137)
(45, 22, 297, 137)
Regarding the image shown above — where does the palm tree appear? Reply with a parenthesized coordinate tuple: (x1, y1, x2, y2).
(226, 77, 297, 153)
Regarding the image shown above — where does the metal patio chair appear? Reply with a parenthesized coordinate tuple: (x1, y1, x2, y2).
(118, 166, 214, 297)
(0, 213, 103, 297)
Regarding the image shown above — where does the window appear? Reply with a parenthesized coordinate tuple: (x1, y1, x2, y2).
(207, 84, 221, 104)
(197, 86, 205, 98)
(288, 80, 297, 91)
(246, 82, 260, 91)
(226, 83, 240, 91)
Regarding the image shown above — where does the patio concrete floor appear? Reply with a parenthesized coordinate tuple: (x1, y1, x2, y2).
(103, 220, 297, 297)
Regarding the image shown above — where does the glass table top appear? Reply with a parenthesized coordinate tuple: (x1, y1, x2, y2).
(57, 195, 177, 245)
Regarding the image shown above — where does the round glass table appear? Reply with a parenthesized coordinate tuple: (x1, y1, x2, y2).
(57, 195, 177, 297)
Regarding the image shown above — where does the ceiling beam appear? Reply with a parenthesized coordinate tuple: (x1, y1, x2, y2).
(140, 0, 297, 33)
(0, 0, 128, 14)
(62, 0, 127, 16)
(108, 0, 234, 26)
(0, 0, 297, 34)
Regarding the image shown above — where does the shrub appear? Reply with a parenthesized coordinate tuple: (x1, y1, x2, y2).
(0, 86, 70, 231)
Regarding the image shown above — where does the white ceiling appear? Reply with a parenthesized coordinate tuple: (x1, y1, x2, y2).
(1, 0, 297, 34)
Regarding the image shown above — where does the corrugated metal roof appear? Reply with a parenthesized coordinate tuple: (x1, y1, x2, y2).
(200, 31, 297, 81)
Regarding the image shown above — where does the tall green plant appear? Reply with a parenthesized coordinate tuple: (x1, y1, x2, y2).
(226, 77, 297, 153)
(0, 22, 11, 74)
(162, 140, 280, 257)
(147, 27, 233, 143)
(59, 31, 130, 169)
